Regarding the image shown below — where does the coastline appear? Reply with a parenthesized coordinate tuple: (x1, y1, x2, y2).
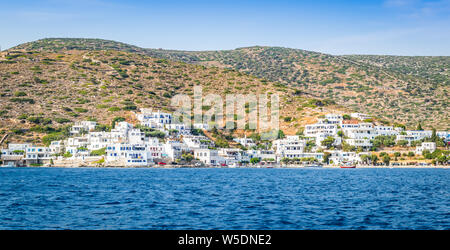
(3, 164, 449, 169)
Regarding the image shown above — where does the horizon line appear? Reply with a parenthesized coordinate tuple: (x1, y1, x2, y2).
(3, 37, 450, 57)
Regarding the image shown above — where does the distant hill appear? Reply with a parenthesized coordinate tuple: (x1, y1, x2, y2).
(1, 39, 347, 144)
(146, 46, 449, 130)
(2, 38, 448, 146)
(341, 55, 450, 86)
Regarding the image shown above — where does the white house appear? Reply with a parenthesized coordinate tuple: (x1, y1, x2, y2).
(396, 130, 433, 145)
(70, 121, 97, 135)
(106, 144, 151, 166)
(322, 113, 343, 125)
(1, 143, 29, 166)
(218, 148, 243, 165)
(194, 148, 222, 166)
(406, 130, 433, 140)
(327, 151, 362, 165)
(375, 126, 399, 136)
(1, 143, 30, 156)
(193, 123, 210, 131)
(24, 146, 52, 165)
(273, 136, 310, 161)
(416, 142, 436, 155)
(247, 150, 277, 162)
(350, 113, 372, 121)
(233, 136, 257, 148)
(437, 131, 450, 143)
(343, 122, 376, 149)
(163, 140, 189, 161)
(137, 109, 172, 129)
(165, 123, 191, 135)
(305, 121, 340, 146)
(49, 141, 64, 155)
(182, 135, 213, 149)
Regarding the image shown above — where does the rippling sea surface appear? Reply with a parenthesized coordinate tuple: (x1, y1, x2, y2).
(0, 167, 448, 230)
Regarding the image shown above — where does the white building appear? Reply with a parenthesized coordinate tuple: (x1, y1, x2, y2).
(327, 151, 363, 165)
(137, 109, 172, 129)
(193, 123, 210, 131)
(163, 140, 189, 161)
(24, 146, 52, 165)
(182, 135, 213, 149)
(247, 150, 277, 162)
(437, 131, 450, 142)
(304, 123, 340, 147)
(49, 141, 64, 155)
(396, 130, 433, 145)
(416, 142, 436, 155)
(233, 136, 256, 148)
(70, 121, 97, 135)
(351, 113, 372, 121)
(375, 126, 399, 136)
(165, 123, 191, 135)
(322, 114, 343, 125)
(1, 143, 30, 156)
(406, 130, 433, 140)
(194, 148, 222, 166)
(273, 135, 306, 160)
(143, 137, 164, 160)
(1, 143, 30, 166)
(106, 144, 151, 166)
(218, 148, 243, 165)
(343, 122, 376, 149)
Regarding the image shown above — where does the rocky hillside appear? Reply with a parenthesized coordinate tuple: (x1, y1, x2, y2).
(2, 38, 448, 145)
(341, 55, 450, 86)
(145, 46, 449, 130)
(1, 42, 346, 144)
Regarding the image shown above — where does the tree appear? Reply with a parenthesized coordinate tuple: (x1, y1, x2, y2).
(337, 130, 344, 138)
(342, 141, 356, 152)
(182, 153, 194, 162)
(360, 154, 370, 165)
(422, 150, 432, 159)
(343, 114, 351, 120)
(383, 155, 391, 166)
(431, 128, 438, 142)
(396, 140, 408, 147)
(370, 154, 379, 165)
(323, 152, 331, 164)
(277, 130, 285, 139)
(281, 158, 290, 165)
(90, 148, 106, 156)
(321, 136, 335, 149)
(417, 122, 423, 131)
(250, 157, 261, 164)
(437, 155, 447, 165)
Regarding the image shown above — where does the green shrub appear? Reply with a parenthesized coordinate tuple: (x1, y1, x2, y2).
(55, 118, 71, 124)
(90, 148, 106, 156)
(108, 107, 121, 112)
(14, 91, 27, 97)
(74, 107, 88, 113)
(10, 98, 35, 104)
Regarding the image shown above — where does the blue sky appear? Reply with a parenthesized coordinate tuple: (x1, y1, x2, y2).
(1, 0, 449, 55)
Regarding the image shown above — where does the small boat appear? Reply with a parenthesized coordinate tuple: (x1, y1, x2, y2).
(305, 164, 323, 168)
(340, 162, 356, 169)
